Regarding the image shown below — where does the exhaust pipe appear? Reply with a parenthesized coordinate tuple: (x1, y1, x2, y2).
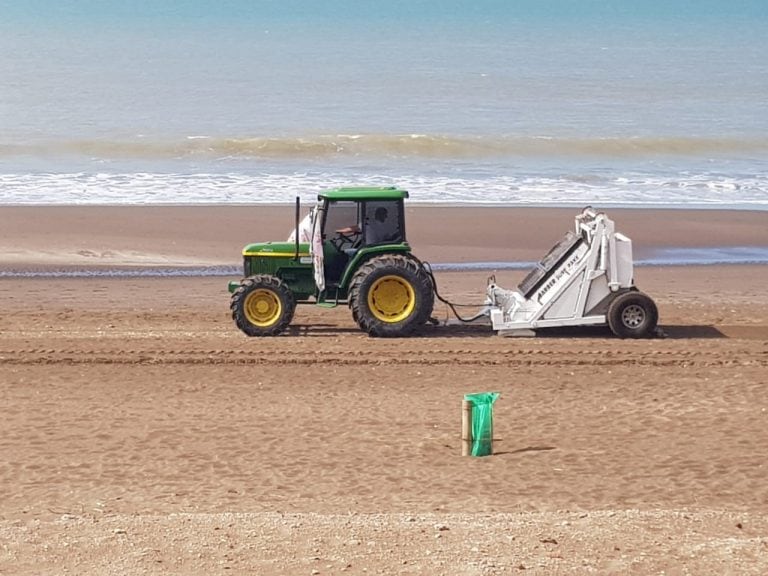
(293, 195, 300, 261)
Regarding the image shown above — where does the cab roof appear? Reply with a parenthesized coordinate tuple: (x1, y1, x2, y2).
(318, 186, 409, 201)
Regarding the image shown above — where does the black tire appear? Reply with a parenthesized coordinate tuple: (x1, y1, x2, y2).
(607, 291, 658, 338)
(230, 275, 295, 336)
(348, 254, 435, 337)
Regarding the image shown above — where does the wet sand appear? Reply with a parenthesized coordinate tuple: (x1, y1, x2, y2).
(2, 205, 766, 268)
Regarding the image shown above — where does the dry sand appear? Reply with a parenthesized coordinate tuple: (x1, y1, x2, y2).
(1, 206, 767, 575)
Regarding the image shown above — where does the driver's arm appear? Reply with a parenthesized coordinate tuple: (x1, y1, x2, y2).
(336, 225, 361, 235)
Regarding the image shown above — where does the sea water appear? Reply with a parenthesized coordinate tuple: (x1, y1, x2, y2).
(1, 0, 767, 207)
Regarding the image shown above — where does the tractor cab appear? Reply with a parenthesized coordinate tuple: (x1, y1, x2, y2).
(316, 189, 406, 288)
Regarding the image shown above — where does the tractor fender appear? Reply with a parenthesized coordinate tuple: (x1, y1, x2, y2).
(338, 244, 412, 290)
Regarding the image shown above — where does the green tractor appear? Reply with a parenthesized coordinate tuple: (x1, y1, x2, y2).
(228, 186, 435, 337)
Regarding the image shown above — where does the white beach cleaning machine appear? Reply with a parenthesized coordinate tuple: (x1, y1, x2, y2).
(475, 207, 659, 338)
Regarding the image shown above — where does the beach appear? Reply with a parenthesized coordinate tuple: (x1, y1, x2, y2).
(3, 0, 767, 572)
(1, 206, 767, 574)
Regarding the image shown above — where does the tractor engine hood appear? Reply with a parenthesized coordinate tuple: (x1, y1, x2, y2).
(242, 241, 309, 257)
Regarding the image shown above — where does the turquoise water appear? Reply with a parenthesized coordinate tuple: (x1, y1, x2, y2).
(1, 1, 767, 206)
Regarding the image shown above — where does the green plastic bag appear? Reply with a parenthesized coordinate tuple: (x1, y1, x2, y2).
(464, 392, 500, 457)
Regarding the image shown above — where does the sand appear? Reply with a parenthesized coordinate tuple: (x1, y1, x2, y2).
(1, 206, 767, 575)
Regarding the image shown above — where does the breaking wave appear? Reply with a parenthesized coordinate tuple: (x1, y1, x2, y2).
(3, 134, 768, 160)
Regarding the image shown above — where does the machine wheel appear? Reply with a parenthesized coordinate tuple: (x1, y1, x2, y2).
(348, 254, 435, 337)
(607, 291, 658, 338)
(230, 275, 295, 336)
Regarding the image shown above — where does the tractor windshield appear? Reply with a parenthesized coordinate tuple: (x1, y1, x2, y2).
(323, 200, 360, 239)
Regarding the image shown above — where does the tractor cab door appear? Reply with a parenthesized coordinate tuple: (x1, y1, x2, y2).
(320, 200, 362, 286)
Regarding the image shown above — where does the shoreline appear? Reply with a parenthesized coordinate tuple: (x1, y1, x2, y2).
(1, 258, 767, 278)
(2, 201, 767, 210)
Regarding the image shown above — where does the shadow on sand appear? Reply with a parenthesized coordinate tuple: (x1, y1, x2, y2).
(416, 323, 730, 340)
(493, 446, 557, 457)
(286, 322, 758, 340)
(658, 325, 727, 339)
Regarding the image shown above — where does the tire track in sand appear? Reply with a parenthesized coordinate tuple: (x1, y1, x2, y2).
(0, 346, 765, 368)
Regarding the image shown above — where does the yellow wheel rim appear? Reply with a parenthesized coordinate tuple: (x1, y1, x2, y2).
(244, 288, 282, 327)
(368, 275, 416, 323)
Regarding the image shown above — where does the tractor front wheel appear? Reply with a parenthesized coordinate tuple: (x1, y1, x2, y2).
(230, 275, 295, 336)
(349, 254, 434, 337)
(607, 291, 658, 338)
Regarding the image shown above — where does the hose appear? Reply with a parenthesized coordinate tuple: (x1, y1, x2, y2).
(421, 261, 490, 324)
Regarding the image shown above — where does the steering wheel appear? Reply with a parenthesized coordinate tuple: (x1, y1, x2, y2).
(330, 227, 361, 252)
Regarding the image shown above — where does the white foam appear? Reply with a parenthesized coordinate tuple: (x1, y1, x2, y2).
(0, 171, 766, 207)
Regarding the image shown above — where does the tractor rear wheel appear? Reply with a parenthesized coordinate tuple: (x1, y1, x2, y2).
(231, 275, 295, 336)
(349, 254, 434, 337)
(607, 291, 658, 338)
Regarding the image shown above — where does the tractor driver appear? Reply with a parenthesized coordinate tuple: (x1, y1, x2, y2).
(334, 206, 398, 246)
(365, 206, 397, 245)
